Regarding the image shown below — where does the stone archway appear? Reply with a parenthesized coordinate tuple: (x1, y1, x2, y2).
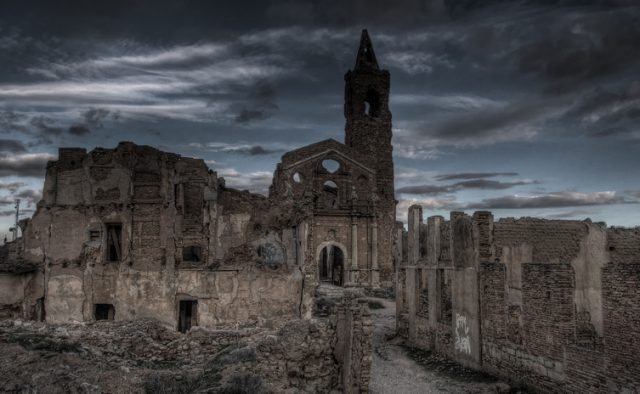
(318, 243, 345, 286)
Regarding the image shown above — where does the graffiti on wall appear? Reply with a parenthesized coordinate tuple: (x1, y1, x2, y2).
(455, 313, 471, 355)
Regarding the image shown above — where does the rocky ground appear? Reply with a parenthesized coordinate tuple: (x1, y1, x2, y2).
(368, 297, 531, 394)
(0, 318, 338, 393)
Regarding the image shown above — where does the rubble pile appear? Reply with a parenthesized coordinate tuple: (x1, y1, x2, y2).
(0, 318, 341, 393)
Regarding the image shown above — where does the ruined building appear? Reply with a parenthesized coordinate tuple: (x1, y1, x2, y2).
(0, 30, 395, 333)
(397, 207, 640, 393)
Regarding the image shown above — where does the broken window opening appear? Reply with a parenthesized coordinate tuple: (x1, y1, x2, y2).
(321, 159, 340, 173)
(364, 89, 380, 117)
(293, 172, 303, 183)
(106, 224, 122, 262)
(182, 245, 202, 262)
(95, 304, 115, 321)
(178, 300, 198, 333)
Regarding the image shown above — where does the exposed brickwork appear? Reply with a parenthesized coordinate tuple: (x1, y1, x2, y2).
(479, 263, 506, 342)
(494, 218, 588, 263)
(399, 209, 640, 393)
(607, 227, 640, 263)
(602, 262, 640, 391)
(522, 263, 575, 361)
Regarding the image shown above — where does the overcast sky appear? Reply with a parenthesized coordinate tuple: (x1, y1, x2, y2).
(0, 0, 638, 238)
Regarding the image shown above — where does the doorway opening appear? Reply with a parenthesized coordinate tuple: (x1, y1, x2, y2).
(319, 245, 344, 286)
(95, 303, 115, 321)
(178, 300, 198, 333)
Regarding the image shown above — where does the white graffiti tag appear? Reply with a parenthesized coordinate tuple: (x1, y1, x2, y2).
(454, 313, 471, 355)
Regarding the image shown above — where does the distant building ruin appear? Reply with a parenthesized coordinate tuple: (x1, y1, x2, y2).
(396, 207, 640, 393)
(0, 30, 395, 334)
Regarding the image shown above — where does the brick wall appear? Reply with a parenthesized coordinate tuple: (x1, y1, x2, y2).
(479, 263, 506, 342)
(607, 227, 640, 263)
(602, 262, 640, 391)
(494, 218, 588, 263)
(522, 263, 575, 361)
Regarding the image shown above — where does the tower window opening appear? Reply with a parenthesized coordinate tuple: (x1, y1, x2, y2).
(364, 89, 380, 117)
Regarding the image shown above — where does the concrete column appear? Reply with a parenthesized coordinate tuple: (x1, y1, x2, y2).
(406, 266, 417, 341)
(351, 218, 358, 284)
(427, 216, 442, 267)
(371, 221, 379, 287)
(408, 205, 423, 266)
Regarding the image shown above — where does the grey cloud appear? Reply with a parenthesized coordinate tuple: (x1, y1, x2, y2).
(0, 208, 34, 216)
(0, 139, 27, 153)
(0, 152, 55, 177)
(0, 181, 25, 191)
(435, 172, 518, 181)
(235, 109, 271, 124)
(397, 185, 452, 195)
(511, 7, 640, 91)
(235, 82, 279, 124)
(68, 125, 91, 136)
(15, 188, 42, 205)
(463, 191, 630, 209)
(397, 178, 536, 195)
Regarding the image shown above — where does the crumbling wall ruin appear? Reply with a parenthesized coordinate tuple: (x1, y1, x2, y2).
(397, 205, 640, 393)
(1, 142, 305, 329)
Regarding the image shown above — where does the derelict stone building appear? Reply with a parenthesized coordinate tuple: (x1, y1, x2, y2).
(0, 30, 396, 332)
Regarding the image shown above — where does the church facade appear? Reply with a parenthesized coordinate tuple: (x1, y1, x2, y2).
(0, 30, 397, 329)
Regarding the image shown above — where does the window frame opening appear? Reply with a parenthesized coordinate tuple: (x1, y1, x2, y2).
(106, 223, 122, 262)
(178, 300, 198, 333)
(95, 303, 115, 321)
(182, 245, 202, 262)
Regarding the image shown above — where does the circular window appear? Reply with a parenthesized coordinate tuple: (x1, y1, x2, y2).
(293, 172, 303, 183)
(321, 159, 340, 173)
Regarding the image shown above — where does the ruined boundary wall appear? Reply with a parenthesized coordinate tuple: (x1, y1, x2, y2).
(397, 206, 640, 393)
(1, 142, 307, 329)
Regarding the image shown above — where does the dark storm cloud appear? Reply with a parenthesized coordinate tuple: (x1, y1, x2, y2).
(463, 191, 630, 209)
(65, 107, 117, 136)
(435, 172, 518, 181)
(0, 152, 55, 177)
(235, 82, 279, 124)
(0, 139, 27, 153)
(397, 179, 535, 195)
(431, 100, 556, 140)
(561, 83, 640, 138)
(510, 5, 640, 91)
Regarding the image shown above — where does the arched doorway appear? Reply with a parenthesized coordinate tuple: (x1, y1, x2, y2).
(319, 244, 344, 286)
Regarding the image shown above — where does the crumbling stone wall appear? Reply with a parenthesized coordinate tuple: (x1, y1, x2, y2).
(398, 206, 640, 393)
(2, 142, 305, 330)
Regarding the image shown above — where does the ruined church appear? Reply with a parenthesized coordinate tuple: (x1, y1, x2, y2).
(0, 30, 396, 331)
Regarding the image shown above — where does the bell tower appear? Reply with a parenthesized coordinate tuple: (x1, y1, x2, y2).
(344, 29, 394, 200)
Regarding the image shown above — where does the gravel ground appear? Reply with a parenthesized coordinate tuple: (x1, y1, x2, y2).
(368, 298, 525, 394)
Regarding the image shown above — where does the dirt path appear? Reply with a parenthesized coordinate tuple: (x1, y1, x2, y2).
(368, 298, 516, 394)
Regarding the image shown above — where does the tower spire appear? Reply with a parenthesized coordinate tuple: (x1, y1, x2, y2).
(354, 29, 379, 70)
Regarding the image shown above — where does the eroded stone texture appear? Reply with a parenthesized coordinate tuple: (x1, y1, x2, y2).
(397, 208, 640, 393)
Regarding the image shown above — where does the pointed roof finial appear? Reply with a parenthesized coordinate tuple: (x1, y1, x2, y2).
(354, 29, 379, 70)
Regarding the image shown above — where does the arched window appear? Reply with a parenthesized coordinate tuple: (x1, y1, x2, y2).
(364, 89, 380, 117)
(322, 180, 339, 209)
